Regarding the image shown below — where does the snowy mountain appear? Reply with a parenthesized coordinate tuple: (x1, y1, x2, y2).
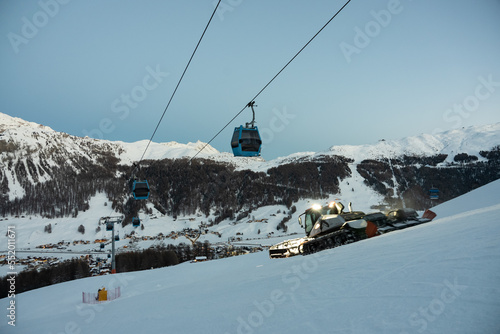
(328, 123, 500, 164)
(2, 111, 500, 173)
(1, 112, 500, 276)
(1, 179, 499, 334)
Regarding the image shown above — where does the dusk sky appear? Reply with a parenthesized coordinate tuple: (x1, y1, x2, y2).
(1, 0, 499, 160)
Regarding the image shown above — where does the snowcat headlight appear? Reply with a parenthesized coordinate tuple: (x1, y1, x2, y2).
(312, 204, 322, 211)
(328, 201, 335, 208)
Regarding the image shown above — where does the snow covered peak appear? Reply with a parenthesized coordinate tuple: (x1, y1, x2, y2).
(0, 112, 222, 165)
(2, 111, 499, 168)
(0, 112, 54, 133)
(116, 139, 221, 164)
(327, 123, 500, 163)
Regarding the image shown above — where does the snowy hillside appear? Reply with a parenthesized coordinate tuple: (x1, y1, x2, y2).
(1, 180, 499, 334)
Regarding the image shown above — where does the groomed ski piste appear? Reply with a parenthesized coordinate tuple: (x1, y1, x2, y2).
(2, 180, 500, 333)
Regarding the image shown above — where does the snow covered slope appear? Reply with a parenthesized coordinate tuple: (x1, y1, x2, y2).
(431, 179, 500, 218)
(2, 180, 499, 334)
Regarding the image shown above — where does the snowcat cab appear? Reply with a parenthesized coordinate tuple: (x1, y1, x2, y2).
(300, 204, 331, 236)
(299, 202, 352, 237)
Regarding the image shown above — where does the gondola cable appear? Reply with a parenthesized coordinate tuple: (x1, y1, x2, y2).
(132, 0, 222, 174)
(125, 0, 222, 204)
(190, 0, 352, 161)
(105, 1, 222, 221)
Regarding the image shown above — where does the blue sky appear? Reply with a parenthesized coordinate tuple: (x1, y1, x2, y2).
(1, 0, 499, 160)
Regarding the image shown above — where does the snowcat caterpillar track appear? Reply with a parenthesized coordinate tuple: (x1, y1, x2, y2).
(301, 229, 358, 255)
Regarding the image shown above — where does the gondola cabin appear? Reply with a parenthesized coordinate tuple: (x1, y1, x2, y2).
(132, 180, 150, 200)
(132, 217, 141, 227)
(231, 126, 262, 157)
(429, 188, 439, 200)
(115, 234, 119, 241)
(106, 222, 113, 231)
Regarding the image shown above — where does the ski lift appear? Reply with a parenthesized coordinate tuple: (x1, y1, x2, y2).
(106, 221, 113, 231)
(132, 180, 150, 200)
(429, 187, 439, 200)
(132, 217, 141, 227)
(100, 243, 105, 250)
(115, 234, 120, 241)
(231, 101, 262, 157)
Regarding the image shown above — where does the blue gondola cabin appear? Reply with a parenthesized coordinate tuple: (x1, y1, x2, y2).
(132, 180, 150, 200)
(231, 126, 262, 157)
(429, 188, 439, 200)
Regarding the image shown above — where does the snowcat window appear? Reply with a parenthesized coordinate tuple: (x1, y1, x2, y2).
(304, 211, 320, 235)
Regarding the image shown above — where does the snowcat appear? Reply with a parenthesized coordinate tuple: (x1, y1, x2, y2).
(269, 202, 436, 258)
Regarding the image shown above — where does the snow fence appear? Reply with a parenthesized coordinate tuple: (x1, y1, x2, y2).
(82, 287, 121, 304)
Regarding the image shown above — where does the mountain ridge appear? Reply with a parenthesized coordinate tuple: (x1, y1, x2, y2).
(2, 111, 499, 170)
(328, 123, 500, 164)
